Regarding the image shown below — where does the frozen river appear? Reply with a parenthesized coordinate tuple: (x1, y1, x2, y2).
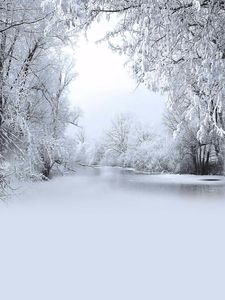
(0, 167, 225, 300)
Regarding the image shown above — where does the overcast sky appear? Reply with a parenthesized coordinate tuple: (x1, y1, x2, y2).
(69, 21, 166, 138)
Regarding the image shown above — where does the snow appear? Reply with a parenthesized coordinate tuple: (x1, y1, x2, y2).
(0, 167, 225, 300)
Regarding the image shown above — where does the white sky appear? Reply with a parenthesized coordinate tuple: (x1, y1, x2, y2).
(69, 21, 166, 138)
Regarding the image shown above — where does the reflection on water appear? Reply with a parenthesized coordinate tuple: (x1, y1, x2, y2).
(77, 166, 225, 199)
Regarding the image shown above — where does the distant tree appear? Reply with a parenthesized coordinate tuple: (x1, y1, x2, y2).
(104, 114, 132, 158)
(99, 114, 175, 173)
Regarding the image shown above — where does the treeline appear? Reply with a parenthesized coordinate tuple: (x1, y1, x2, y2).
(73, 114, 225, 175)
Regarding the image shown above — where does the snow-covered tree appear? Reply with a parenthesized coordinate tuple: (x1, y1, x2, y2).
(99, 114, 177, 173)
(0, 0, 82, 181)
(104, 114, 132, 158)
(164, 99, 224, 175)
(70, 0, 225, 174)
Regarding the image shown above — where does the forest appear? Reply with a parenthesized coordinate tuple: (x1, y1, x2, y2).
(0, 0, 225, 194)
(1, 2, 225, 300)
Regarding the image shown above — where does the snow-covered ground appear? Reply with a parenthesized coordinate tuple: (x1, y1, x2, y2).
(0, 167, 225, 300)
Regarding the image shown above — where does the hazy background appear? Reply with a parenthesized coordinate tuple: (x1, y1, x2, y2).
(69, 21, 166, 138)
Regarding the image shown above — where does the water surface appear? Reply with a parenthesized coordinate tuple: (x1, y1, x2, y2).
(0, 167, 224, 300)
